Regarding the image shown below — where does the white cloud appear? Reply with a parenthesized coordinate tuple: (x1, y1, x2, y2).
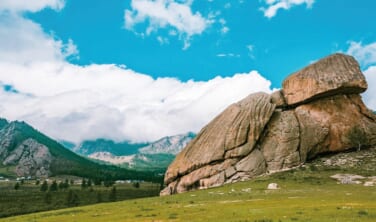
(0, 64, 273, 143)
(345, 41, 376, 111)
(157, 36, 170, 45)
(221, 26, 229, 34)
(363, 66, 376, 111)
(260, 0, 315, 18)
(0, 0, 65, 12)
(346, 41, 376, 68)
(124, 0, 213, 49)
(219, 18, 229, 34)
(247, 44, 255, 59)
(0, 11, 274, 144)
(62, 39, 79, 60)
(216, 53, 240, 58)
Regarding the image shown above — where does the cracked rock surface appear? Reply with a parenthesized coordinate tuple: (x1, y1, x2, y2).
(161, 53, 376, 195)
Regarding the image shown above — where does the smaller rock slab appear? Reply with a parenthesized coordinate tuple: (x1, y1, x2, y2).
(283, 53, 367, 106)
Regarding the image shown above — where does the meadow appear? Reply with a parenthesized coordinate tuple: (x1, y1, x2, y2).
(1, 147, 375, 222)
(0, 179, 160, 218)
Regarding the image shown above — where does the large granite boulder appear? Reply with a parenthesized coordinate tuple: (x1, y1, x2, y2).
(163, 92, 275, 189)
(282, 53, 367, 106)
(161, 53, 376, 195)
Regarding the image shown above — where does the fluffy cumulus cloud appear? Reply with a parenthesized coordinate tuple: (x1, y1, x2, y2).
(0, 9, 274, 144)
(346, 41, 376, 68)
(124, 0, 213, 49)
(363, 67, 376, 111)
(260, 0, 315, 18)
(0, 13, 78, 64)
(346, 41, 376, 111)
(0, 0, 65, 12)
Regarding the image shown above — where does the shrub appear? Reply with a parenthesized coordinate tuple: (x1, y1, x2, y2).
(14, 182, 20, 190)
(49, 180, 58, 192)
(347, 126, 369, 151)
(40, 180, 48, 192)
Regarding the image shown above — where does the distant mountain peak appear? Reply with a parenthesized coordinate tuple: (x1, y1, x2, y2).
(88, 152, 135, 165)
(82, 132, 196, 171)
(74, 139, 148, 156)
(139, 132, 195, 155)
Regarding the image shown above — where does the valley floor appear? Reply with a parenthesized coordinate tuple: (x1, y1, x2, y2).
(1, 147, 375, 222)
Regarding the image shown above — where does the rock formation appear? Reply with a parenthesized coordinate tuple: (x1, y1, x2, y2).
(0, 122, 53, 177)
(3, 139, 52, 177)
(161, 53, 376, 195)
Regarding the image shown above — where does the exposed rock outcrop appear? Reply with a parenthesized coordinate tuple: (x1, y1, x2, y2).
(282, 53, 367, 106)
(161, 53, 376, 195)
(0, 121, 58, 178)
(164, 92, 275, 186)
(0, 122, 53, 178)
(3, 139, 52, 177)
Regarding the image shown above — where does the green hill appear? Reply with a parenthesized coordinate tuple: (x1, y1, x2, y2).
(0, 119, 161, 182)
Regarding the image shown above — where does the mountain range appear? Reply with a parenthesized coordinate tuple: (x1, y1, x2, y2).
(0, 118, 161, 182)
(63, 132, 195, 171)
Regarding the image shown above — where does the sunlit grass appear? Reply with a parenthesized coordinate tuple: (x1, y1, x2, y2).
(2, 147, 375, 222)
(2, 166, 375, 222)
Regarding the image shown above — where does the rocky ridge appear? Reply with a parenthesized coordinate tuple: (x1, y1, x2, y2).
(84, 133, 195, 171)
(161, 53, 376, 195)
(139, 132, 195, 155)
(0, 121, 53, 177)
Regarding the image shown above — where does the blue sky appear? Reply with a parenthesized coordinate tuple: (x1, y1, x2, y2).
(0, 0, 375, 143)
(27, 0, 376, 86)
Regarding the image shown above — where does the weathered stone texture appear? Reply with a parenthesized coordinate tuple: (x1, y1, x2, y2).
(3, 138, 52, 177)
(163, 93, 275, 187)
(161, 53, 376, 195)
(283, 53, 367, 106)
(259, 111, 300, 171)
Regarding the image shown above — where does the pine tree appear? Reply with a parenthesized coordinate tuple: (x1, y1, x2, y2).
(64, 179, 70, 189)
(108, 186, 117, 202)
(59, 181, 65, 190)
(14, 182, 20, 190)
(81, 178, 87, 189)
(49, 180, 58, 192)
(93, 178, 102, 186)
(40, 180, 48, 192)
(133, 182, 140, 188)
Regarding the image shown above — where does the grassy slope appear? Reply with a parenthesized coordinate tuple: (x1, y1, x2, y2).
(2, 147, 375, 222)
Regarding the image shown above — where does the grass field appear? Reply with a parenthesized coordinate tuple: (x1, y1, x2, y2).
(0, 180, 160, 218)
(1, 147, 375, 222)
